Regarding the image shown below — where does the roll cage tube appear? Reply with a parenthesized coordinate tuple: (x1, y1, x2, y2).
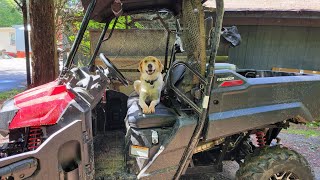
(59, 0, 97, 80)
(168, 61, 207, 114)
(88, 17, 119, 69)
(88, 20, 111, 69)
(173, 0, 224, 179)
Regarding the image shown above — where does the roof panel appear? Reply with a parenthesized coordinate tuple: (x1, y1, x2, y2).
(81, 0, 183, 22)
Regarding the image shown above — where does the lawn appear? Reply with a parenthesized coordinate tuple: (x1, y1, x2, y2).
(283, 128, 320, 137)
(282, 123, 320, 137)
(0, 89, 24, 104)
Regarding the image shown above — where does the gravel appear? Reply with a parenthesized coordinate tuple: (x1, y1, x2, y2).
(279, 132, 320, 180)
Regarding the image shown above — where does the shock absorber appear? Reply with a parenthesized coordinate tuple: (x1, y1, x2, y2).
(27, 126, 43, 150)
(256, 130, 266, 148)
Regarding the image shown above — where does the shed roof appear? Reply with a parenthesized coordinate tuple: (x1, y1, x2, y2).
(204, 0, 320, 12)
(204, 0, 320, 27)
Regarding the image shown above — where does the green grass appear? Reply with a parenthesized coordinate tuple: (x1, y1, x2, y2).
(306, 121, 320, 128)
(0, 89, 24, 101)
(284, 128, 320, 137)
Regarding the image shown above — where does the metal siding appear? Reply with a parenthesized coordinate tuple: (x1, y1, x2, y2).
(229, 26, 320, 71)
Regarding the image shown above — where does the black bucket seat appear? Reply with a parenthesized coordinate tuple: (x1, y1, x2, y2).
(125, 64, 186, 129)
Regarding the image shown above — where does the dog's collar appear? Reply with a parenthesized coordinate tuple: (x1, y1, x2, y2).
(145, 78, 158, 85)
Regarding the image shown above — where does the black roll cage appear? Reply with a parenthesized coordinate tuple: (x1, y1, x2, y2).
(58, 0, 225, 178)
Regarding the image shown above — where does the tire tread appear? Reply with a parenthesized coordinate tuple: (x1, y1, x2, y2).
(236, 146, 314, 180)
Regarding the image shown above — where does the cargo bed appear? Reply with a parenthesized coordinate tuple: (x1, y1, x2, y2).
(206, 69, 320, 140)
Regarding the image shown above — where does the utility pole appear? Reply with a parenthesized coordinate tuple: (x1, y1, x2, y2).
(22, 0, 31, 87)
(14, 0, 31, 87)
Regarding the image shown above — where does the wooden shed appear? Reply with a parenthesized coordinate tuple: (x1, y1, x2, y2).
(205, 0, 320, 71)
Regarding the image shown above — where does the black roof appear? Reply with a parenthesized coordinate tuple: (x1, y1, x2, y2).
(81, 0, 206, 22)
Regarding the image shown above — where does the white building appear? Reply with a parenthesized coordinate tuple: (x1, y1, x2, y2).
(0, 27, 16, 53)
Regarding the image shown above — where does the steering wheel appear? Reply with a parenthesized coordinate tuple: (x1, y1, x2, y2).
(99, 53, 129, 86)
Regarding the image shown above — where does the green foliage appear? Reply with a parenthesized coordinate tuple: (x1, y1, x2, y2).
(284, 128, 320, 137)
(306, 122, 320, 128)
(0, 89, 24, 101)
(68, 15, 143, 65)
(109, 16, 144, 29)
(0, 0, 22, 27)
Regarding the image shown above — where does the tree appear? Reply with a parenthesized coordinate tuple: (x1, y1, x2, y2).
(29, 0, 58, 86)
(67, 14, 142, 65)
(0, 0, 22, 27)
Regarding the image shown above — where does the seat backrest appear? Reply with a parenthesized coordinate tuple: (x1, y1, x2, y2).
(170, 64, 186, 86)
(164, 64, 186, 89)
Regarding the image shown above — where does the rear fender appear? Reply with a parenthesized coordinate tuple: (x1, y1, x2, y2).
(205, 102, 313, 140)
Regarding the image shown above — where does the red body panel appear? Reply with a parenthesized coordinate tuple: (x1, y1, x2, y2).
(9, 81, 75, 129)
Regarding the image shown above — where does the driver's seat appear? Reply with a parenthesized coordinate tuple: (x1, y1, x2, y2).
(125, 92, 177, 129)
(125, 64, 186, 129)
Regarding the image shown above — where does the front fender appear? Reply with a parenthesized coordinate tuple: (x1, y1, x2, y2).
(0, 120, 84, 179)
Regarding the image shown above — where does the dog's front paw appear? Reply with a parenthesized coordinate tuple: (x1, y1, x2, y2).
(149, 105, 155, 114)
(142, 106, 150, 114)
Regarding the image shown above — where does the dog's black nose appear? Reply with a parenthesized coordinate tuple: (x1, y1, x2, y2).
(148, 64, 152, 69)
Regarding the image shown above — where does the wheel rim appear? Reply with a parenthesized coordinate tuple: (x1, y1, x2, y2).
(269, 171, 300, 180)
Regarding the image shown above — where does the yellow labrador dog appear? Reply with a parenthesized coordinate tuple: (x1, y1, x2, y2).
(134, 56, 164, 114)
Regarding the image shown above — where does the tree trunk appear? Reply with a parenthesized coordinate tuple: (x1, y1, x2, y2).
(29, 0, 58, 87)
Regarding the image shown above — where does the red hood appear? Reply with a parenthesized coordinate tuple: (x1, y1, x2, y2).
(9, 80, 75, 129)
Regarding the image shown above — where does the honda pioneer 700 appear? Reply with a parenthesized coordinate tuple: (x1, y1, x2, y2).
(0, 0, 316, 179)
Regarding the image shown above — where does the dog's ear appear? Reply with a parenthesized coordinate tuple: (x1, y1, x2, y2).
(156, 58, 164, 72)
(138, 60, 143, 72)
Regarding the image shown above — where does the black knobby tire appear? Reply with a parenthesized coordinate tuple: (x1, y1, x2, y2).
(236, 146, 314, 180)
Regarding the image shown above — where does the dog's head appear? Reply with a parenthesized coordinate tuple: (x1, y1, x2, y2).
(138, 56, 163, 76)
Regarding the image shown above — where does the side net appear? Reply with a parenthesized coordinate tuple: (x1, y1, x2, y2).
(180, 0, 207, 92)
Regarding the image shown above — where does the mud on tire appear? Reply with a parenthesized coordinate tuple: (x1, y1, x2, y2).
(236, 146, 314, 180)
